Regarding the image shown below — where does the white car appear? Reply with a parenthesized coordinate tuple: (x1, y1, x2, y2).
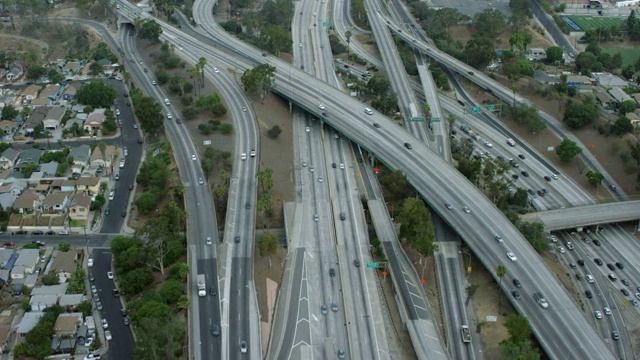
(242, 106, 247, 112)
(549, 235, 558, 242)
(206, 237, 212, 245)
(595, 310, 602, 319)
(198, 177, 204, 185)
(105, 330, 112, 341)
(462, 206, 471, 214)
(192, 154, 197, 161)
(250, 150, 256, 157)
(507, 252, 517, 262)
(88, 258, 94, 267)
(91, 285, 97, 294)
(604, 307, 611, 315)
(84, 337, 94, 347)
(152, 80, 157, 85)
(166, 113, 172, 120)
(115, 109, 120, 116)
(164, 98, 170, 105)
(339, 163, 344, 169)
(484, 141, 493, 148)
(119, 160, 125, 169)
(101, 319, 109, 329)
(318, 176, 323, 182)
(305, 126, 310, 132)
(214, 67, 219, 73)
(317, 104, 325, 110)
(557, 246, 565, 254)
(495, 235, 504, 243)
(107, 271, 114, 280)
(241, 153, 247, 160)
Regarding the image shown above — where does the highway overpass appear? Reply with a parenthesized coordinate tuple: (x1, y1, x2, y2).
(522, 201, 640, 231)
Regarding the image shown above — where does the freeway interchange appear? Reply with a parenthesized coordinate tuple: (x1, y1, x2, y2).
(98, 1, 637, 358)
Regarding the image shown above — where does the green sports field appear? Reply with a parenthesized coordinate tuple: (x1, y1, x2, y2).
(602, 48, 640, 67)
(567, 16, 625, 31)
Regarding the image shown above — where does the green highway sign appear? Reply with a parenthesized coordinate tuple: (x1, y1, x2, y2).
(366, 262, 379, 268)
(487, 105, 495, 110)
(431, 117, 441, 122)
(471, 106, 481, 113)
(323, 21, 331, 26)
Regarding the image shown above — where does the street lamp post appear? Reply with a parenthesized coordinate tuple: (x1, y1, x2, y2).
(83, 226, 89, 257)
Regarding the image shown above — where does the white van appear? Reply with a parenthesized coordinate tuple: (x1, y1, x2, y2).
(364, 108, 373, 115)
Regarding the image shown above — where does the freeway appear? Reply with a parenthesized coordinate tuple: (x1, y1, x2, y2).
(113, 7, 618, 360)
(522, 201, 640, 231)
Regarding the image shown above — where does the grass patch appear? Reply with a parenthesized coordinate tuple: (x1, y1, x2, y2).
(69, 219, 86, 227)
(567, 16, 624, 31)
(602, 48, 640, 67)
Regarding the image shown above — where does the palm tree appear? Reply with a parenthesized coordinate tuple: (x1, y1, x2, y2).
(496, 265, 507, 311)
(99, 142, 107, 175)
(189, 66, 200, 96)
(197, 57, 207, 87)
(345, 30, 352, 60)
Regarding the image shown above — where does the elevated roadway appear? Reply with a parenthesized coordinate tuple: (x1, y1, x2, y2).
(522, 201, 640, 231)
(113, 6, 617, 359)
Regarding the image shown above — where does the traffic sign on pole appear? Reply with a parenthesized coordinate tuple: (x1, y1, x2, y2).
(323, 21, 331, 26)
(431, 117, 441, 122)
(487, 105, 495, 111)
(366, 262, 379, 268)
(471, 106, 481, 113)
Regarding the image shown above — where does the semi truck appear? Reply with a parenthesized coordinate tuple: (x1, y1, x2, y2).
(197, 274, 206, 297)
(461, 325, 471, 343)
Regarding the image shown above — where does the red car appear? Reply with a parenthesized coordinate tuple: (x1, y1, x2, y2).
(4, 242, 15, 247)
(130, 58, 135, 63)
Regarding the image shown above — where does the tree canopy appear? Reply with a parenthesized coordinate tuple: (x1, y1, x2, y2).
(546, 46, 563, 63)
(555, 139, 582, 163)
(395, 197, 437, 256)
(77, 81, 118, 108)
(241, 64, 277, 100)
(563, 101, 597, 128)
(138, 20, 163, 43)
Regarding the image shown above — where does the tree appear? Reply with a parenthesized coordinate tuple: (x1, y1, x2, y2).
(555, 139, 582, 163)
(500, 339, 541, 360)
(546, 46, 563, 63)
(496, 264, 506, 310)
(345, 30, 352, 58)
(610, 116, 633, 135)
(563, 101, 597, 129)
(465, 37, 496, 69)
(77, 81, 119, 108)
(396, 197, 437, 256)
(380, 170, 413, 200)
(42, 273, 60, 285)
(505, 314, 532, 343)
(159, 280, 184, 304)
(586, 170, 604, 187)
(473, 9, 506, 42)
(268, 125, 282, 139)
(195, 93, 227, 117)
(1, 105, 16, 120)
(26, 65, 47, 81)
(138, 20, 163, 43)
(58, 241, 71, 252)
(619, 99, 637, 115)
(47, 69, 65, 84)
(257, 233, 278, 258)
(518, 222, 547, 252)
(575, 51, 597, 74)
(257, 168, 274, 194)
(241, 64, 277, 100)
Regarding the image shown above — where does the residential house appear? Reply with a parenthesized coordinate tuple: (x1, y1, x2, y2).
(21, 85, 40, 104)
(34, 161, 58, 178)
(11, 249, 39, 279)
(533, 70, 560, 85)
(69, 145, 90, 176)
(51, 335, 75, 354)
(609, 87, 633, 105)
(76, 176, 100, 195)
(43, 107, 66, 130)
(0, 148, 20, 170)
(38, 84, 59, 102)
(83, 109, 106, 133)
(595, 91, 617, 110)
(30, 294, 58, 311)
(6, 63, 23, 81)
(53, 313, 82, 337)
(0, 179, 27, 196)
(566, 75, 592, 87)
(42, 191, 71, 213)
(631, 93, 640, 104)
(59, 180, 76, 193)
(21, 106, 50, 135)
(89, 145, 117, 170)
(59, 294, 85, 309)
(34, 182, 50, 195)
(96, 58, 112, 71)
(525, 48, 547, 61)
(596, 73, 628, 87)
(0, 120, 19, 136)
(30, 284, 68, 296)
(68, 193, 91, 221)
(15, 148, 44, 171)
(12, 189, 43, 213)
(62, 85, 77, 101)
(627, 112, 640, 126)
(62, 61, 81, 76)
(50, 250, 78, 283)
(16, 312, 45, 343)
(0, 249, 15, 269)
(0, 193, 16, 210)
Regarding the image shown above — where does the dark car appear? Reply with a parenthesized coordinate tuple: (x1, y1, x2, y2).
(585, 290, 593, 298)
(621, 279, 630, 286)
(621, 288, 630, 296)
(15, 230, 28, 235)
(138, 138, 143, 144)
(569, 263, 576, 268)
(513, 279, 522, 288)
(89, 273, 95, 282)
(520, 171, 529, 177)
(121, 308, 127, 317)
(121, 211, 127, 217)
(3, 241, 15, 247)
(593, 239, 601, 246)
(113, 288, 120, 297)
(607, 263, 616, 271)
(577, 259, 585, 266)
(209, 286, 217, 296)
(527, 189, 534, 195)
(332, 163, 336, 168)
(512, 291, 521, 300)
(373, 123, 380, 128)
(211, 324, 220, 336)
(594, 258, 603, 266)
(124, 317, 130, 326)
(512, 174, 519, 179)
(576, 274, 582, 281)
(537, 190, 545, 196)
(46, 230, 56, 235)
(32, 230, 44, 235)
(544, 176, 552, 181)
(404, 143, 412, 149)
(612, 331, 620, 341)
(329, 268, 336, 277)
(354, 259, 360, 267)
(616, 262, 624, 269)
